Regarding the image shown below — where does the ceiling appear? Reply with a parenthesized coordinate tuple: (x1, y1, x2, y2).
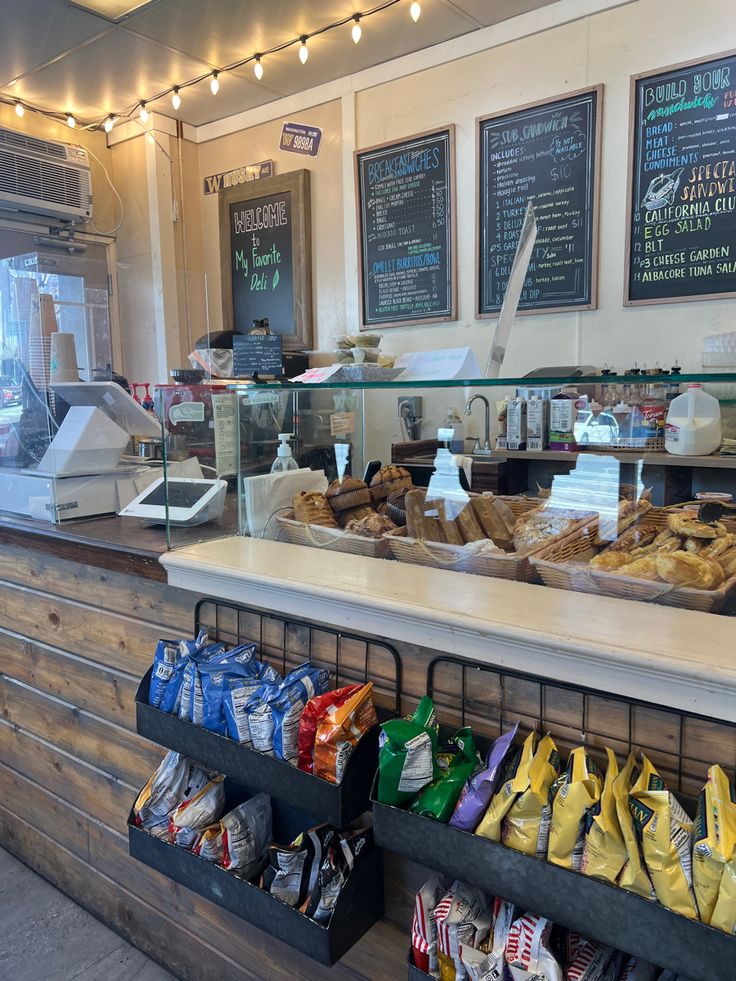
(0, 0, 557, 129)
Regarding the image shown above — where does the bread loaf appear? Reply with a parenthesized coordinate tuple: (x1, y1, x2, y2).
(293, 491, 338, 528)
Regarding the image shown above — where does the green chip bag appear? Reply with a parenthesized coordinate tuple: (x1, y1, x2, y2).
(377, 695, 439, 807)
(629, 755, 698, 919)
(410, 727, 480, 823)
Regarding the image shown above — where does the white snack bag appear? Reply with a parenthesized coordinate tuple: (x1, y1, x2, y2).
(505, 913, 563, 981)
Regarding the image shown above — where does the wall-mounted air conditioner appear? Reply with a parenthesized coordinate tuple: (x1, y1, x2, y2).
(0, 126, 93, 224)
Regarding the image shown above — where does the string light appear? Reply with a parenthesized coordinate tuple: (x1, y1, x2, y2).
(14, 101, 24, 118)
(139, 102, 149, 122)
(66, 113, 76, 128)
(210, 71, 220, 95)
(299, 37, 309, 64)
(410, 1, 421, 22)
(352, 16, 362, 43)
(254, 56, 263, 80)
(171, 87, 181, 110)
(104, 114, 116, 133)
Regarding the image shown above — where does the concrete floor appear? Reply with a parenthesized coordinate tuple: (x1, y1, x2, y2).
(0, 847, 175, 981)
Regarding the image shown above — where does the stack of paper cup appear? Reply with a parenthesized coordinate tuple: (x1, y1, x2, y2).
(49, 332, 80, 384)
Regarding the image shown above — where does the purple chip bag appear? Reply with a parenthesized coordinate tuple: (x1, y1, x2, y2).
(449, 722, 519, 832)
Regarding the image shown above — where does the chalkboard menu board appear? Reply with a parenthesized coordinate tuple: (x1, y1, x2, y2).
(218, 171, 312, 351)
(355, 127, 456, 329)
(478, 87, 601, 316)
(626, 51, 736, 305)
(232, 334, 283, 377)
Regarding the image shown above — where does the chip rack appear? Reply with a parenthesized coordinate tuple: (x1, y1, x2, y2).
(371, 654, 736, 981)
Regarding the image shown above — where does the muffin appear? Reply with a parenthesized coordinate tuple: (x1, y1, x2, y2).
(345, 513, 397, 539)
(336, 503, 375, 528)
(369, 465, 412, 502)
(326, 476, 371, 513)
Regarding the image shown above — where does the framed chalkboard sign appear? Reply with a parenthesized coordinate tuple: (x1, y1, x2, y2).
(625, 49, 736, 305)
(218, 170, 312, 350)
(477, 86, 602, 317)
(355, 126, 456, 329)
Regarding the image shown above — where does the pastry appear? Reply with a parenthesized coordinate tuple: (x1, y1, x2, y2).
(293, 491, 338, 528)
(336, 504, 375, 528)
(656, 551, 723, 590)
(454, 502, 486, 544)
(594, 499, 652, 545)
(703, 534, 736, 558)
(590, 551, 635, 572)
(629, 529, 676, 557)
(462, 539, 505, 556)
(344, 513, 397, 538)
(604, 521, 659, 554)
(326, 476, 371, 513)
(470, 496, 515, 550)
(717, 547, 736, 578)
(513, 507, 591, 554)
(369, 465, 412, 502)
(615, 555, 661, 581)
(667, 512, 718, 539)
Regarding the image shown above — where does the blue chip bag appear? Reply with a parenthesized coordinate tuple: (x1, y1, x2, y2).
(197, 644, 261, 734)
(223, 662, 282, 744)
(177, 642, 226, 723)
(149, 629, 208, 710)
(248, 663, 330, 764)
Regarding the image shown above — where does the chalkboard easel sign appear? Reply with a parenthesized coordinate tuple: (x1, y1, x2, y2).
(477, 86, 602, 317)
(625, 49, 736, 305)
(355, 126, 456, 330)
(232, 333, 283, 378)
(218, 170, 312, 351)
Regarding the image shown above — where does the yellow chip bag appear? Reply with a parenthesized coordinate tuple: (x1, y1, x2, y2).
(629, 755, 698, 919)
(693, 764, 736, 929)
(476, 731, 536, 841)
(581, 747, 628, 884)
(502, 733, 561, 858)
(614, 753, 656, 900)
(548, 745, 603, 870)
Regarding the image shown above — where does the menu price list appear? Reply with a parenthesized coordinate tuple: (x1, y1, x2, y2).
(357, 129, 454, 326)
(478, 89, 599, 314)
(628, 52, 736, 303)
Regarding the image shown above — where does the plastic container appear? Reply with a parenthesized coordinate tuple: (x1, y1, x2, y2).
(444, 408, 465, 454)
(270, 433, 299, 473)
(665, 384, 722, 456)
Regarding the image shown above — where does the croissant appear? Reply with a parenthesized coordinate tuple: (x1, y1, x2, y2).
(656, 551, 723, 590)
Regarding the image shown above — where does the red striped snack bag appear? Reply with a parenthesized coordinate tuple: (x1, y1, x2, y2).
(505, 913, 563, 981)
(435, 881, 490, 981)
(566, 938, 615, 981)
(411, 875, 447, 977)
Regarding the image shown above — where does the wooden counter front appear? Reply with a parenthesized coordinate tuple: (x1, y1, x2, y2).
(0, 517, 409, 981)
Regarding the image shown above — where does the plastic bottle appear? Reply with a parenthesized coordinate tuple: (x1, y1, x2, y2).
(270, 433, 299, 473)
(445, 407, 465, 454)
(665, 384, 722, 456)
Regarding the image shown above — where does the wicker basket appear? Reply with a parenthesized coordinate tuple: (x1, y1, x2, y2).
(276, 513, 393, 560)
(531, 508, 736, 613)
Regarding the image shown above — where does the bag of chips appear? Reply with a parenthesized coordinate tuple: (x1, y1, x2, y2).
(548, 746, 603, 870)
(450, 724, 519, 833)
(262, 824, 338, 908)
(176, 643, 226, 722)
(377, 695, 440, 807)
(459, 944, 504, 981)
(297, 684, 362, 774)
(133, 752, 210, 837)
(629, 756, 698, 919)
(248, 663, 330, 763)
(411, 728, 481, 823)
(505, 913, 562, 981)
(222, 661, 282, 745)
(435, 881, 491, 981)
(304, 825, 373, 924)
(313, 683, 378, 784)
(613, 754, 656, 901)
(197, 643, 260, 734)
(476, 731, 537, 841)
(566, 938, 615, 981)
(693, 763, 736, 930)
(412, 875, 448, 977)
(148, 629, 208, 709)
(581, 748, 627, 885)
(491, 898, 516, 967)
(168, 773, 226, 849)
(502, 734, 561, 858)
(194, 793, 272, 878)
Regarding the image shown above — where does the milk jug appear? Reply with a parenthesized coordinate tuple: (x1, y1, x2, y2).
(664, 384, 722, 456)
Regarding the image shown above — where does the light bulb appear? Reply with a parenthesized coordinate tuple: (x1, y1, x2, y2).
(254, 57, 263, 80)
(172, 87, 181, 110)
(410, 1, 421, 22)
(139, 102, 148, 122)
(210, 72, 220, 95)
(14, 101, 24, 118)
(104, 114, 116, 133)
(66, 113, 76, 128)
(299, 37, 309, 64)
(352, 17, 362, 43)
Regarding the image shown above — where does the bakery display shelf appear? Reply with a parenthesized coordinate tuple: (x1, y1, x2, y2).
(135, 598, 402, 826)
(371, 783, 731, 981)
(230, 371, 736, 392)
(494, 448, 736, 468)
(127, 779, 384, 966)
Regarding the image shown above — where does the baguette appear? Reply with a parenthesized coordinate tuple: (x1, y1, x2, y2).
(471, 497, 515, 550)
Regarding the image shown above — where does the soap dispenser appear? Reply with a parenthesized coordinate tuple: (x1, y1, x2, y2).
(270, 433, 299, 473)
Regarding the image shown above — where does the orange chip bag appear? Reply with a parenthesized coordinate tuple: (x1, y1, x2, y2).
(313, 682, 378, 784)
(297, 684, 362, 774)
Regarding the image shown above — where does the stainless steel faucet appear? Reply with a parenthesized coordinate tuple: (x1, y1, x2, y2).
(464, 394, 492, 454)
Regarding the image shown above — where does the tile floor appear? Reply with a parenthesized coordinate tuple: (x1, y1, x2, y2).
(0, 847, 175, 981)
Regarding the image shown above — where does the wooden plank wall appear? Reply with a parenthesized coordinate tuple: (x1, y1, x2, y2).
(2, 541, 734, 980)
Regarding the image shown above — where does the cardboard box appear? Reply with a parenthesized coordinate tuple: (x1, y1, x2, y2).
(527, 398, 548, 451)
(506, 398, 527, 451)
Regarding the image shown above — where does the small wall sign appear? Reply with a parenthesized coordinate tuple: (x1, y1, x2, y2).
(280, 122, 322, 157)
(203, 160, 273, 195)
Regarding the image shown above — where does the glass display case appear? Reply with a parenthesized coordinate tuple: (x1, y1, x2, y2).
(156, 369, 736, 617)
